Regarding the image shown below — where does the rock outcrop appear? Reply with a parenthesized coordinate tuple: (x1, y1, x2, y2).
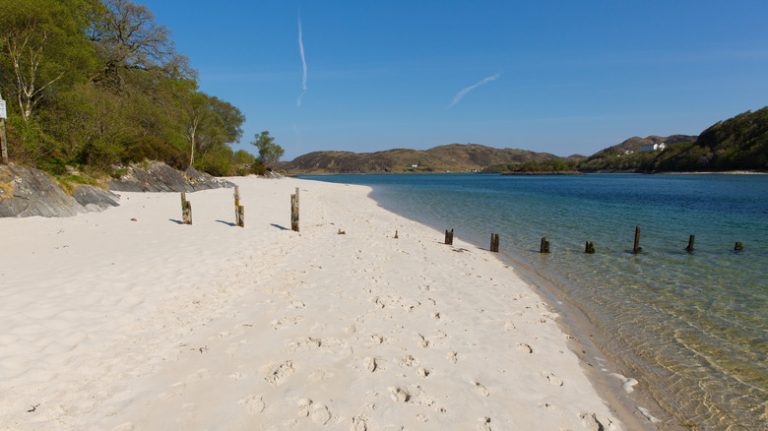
(0, 164, 119, 218)
(109, 161, 234, 192)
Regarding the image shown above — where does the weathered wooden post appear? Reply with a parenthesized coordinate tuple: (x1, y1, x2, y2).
(585, 241, 596, 254)
(180, 192, 192, 225)
(632, 225, 641, 254)
(539, 237, 550, 254)
(394, 230, 399, 239)
(685, 235, 695, 253)
(237, 205, 245, 228)
(490, 233, 500, 253)
(234, 186, 244, 227)
(734, 242, 744, 252)
(444, 228, 454, 245)
(290, 190, 299, 232)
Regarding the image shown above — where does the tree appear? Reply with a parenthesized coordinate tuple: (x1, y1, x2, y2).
(251, 130, 284, 166)
(89, 0, 192, 89)
(0, 0, 98, 122)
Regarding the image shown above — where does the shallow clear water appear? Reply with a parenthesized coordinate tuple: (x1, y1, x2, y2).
(301, 173, 768, 430)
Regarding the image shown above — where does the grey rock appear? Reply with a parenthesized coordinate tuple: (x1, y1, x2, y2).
(0, 164, 80, 218)
(109, 161, 233, 192)
(72, 185, 120, 211)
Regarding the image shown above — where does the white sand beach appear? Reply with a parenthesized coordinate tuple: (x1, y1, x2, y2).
(0, 177, 624, 430)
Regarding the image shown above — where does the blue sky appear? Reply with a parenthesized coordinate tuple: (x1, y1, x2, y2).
(140, 0, 768, 159)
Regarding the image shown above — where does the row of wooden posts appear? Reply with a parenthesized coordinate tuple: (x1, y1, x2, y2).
(178, 187, 300, 232)
(444, 225, 746, 253)
(178, 191, 745, 254)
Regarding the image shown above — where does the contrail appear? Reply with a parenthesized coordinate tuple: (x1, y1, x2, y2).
(297, 15, 308, 107)
(448, 73, 501, 108)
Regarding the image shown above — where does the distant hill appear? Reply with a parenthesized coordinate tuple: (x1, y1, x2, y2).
(279, 107, 768, 174)
(652, 107, 768, 171)
(579, 135, 698, 172)
(278, 144, 561, 174)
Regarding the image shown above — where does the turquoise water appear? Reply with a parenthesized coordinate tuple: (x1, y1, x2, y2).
(301, 173, 768, 430)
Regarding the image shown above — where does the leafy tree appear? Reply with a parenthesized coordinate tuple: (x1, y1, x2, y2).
(0, 0, 98, 122)
(251, 130, 284, 166)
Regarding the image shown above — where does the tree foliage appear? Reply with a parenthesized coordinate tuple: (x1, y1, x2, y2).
(0, 0, 259, 177)
(252, 130, 284, 167)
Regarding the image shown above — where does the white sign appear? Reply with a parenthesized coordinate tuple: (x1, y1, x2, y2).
(0, 100, 6, 120)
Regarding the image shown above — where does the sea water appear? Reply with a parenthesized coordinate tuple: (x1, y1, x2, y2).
(301, 173, 768, 429)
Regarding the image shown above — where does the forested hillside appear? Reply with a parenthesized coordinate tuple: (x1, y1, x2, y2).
(0, 0, 260, 177)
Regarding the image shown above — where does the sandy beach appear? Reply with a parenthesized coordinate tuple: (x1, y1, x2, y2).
(0, 176, 626, 430)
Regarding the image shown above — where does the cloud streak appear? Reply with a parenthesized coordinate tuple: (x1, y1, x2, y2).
(297, 15, 308, 107)
(448, 73, 501, 108)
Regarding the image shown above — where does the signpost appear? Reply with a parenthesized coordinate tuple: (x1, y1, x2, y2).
(0, 98, 7, 164)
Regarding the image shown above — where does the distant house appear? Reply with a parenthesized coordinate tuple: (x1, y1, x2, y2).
(411, 164, 419, 168)
(639, 142, 666, 152)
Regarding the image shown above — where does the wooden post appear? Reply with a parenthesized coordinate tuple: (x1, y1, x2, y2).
(685, 235, 695, 253)
(290, 193, 299, 232)
(394, 230, 399, 239)
(444, 228, 454, 245)
(181, 192, 192, 225)
(490, 233, 500, 253)
(0, 118, 8, 165)
(234, 186, 244, 227)
(632, 225, 641, 254)
(585, 241, 596, 254)
(234, 186, 240, 223)
(237, 205, 245, 228)
(539, 237, 550, 254)
(734, 242, 744, 252)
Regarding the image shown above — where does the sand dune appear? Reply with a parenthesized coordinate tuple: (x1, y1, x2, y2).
(0, 177, 623, 430)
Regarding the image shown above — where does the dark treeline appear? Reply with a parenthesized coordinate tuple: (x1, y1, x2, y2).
(0, 0, 270, 177)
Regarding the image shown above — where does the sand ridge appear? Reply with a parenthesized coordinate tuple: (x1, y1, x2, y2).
(0, 177, 622, 430)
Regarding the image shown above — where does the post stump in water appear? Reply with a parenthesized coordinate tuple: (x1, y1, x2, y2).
(585, 241, 596, 254)
(539, 237, 550, 254)
(490, 233, 500, 253)
(632, 225, 641, 254)
(445, 228, 454, 245)
(685, 235, 695, 253)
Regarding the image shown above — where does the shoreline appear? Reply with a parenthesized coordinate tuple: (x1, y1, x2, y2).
(2, 176, 632, 430)
(356, 184, 666, 430)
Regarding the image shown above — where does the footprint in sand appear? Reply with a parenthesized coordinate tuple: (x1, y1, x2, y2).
(389, 387, 411, 403)
(471, 380, 490, 397)
(580, 412, 616, 431)
(239, 395, 266, 415)
(351, 415, 369, 431)
(264, 361, 295, 385)
(477, 417, 493, 431)
(544, 372, 564, 387)
(417, 334, 430, 348)
(297, 399, 332, 425)
(447, 352, 459, 364)
(400, 354, 417, 367)
(418, 368, 431, 378)
(517, 343, 533, 354)
(364, 357, 379, 373)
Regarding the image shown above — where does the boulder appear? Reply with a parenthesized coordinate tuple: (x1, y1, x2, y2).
(0, 164, 83, 217)
(109, 161, 234, 192)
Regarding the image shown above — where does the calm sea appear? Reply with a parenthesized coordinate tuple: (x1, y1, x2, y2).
(301, 173, 768, 430)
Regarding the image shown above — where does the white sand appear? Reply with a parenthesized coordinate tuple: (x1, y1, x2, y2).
(0, 177, 623, 430)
